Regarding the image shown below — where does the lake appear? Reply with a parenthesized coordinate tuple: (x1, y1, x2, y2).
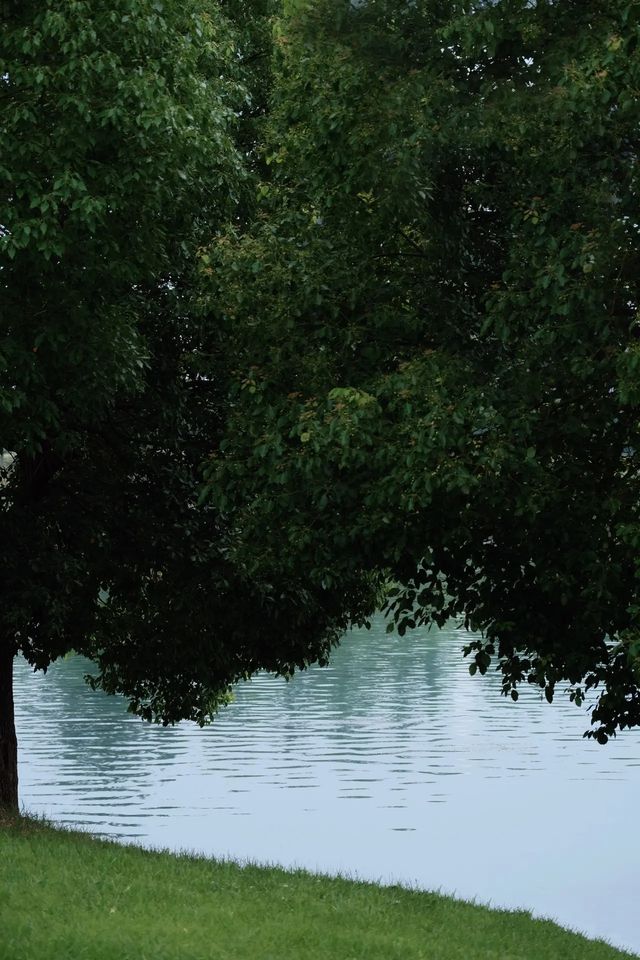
(14, 617, 640, 955)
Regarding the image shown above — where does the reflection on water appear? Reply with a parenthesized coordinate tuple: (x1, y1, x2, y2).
(14, 618, 640, 955)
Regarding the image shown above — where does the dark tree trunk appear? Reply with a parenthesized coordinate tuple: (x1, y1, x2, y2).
(0, 647, 18, 811)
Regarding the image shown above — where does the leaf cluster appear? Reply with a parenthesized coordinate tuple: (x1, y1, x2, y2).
(1, 0, 369, 726)
(204, 0, 640, 739)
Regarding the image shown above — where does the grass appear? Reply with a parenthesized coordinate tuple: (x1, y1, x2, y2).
(0, 815, 636, 960)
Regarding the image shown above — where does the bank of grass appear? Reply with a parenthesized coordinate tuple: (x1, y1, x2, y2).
(0, 816, 636, 960)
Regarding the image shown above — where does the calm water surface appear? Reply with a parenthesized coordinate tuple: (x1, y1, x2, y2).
(14, 619, 640, 955)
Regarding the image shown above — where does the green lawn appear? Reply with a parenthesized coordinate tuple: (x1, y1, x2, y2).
(0, 816, 636, 960)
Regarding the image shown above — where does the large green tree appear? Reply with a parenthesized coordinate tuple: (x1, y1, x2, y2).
(0, 0, 375, 810)
(204, 0, 640, 742)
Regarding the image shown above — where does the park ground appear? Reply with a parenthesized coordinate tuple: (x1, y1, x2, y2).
(0, 815, 637, 960)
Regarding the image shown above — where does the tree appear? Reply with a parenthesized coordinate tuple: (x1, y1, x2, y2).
(203, 0, 640, 742)
(0, 0, 377, 810)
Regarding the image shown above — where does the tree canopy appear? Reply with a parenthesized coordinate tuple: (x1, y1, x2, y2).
(0, 0, 374, 809)
(3, 0, 640, 815)
(202, 0, 640, 742)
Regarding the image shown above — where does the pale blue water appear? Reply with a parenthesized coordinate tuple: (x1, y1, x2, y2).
(14, 618, 640, 955)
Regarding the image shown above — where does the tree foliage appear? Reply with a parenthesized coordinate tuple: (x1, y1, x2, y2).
(3, 0, 640, 776)
(203, 0, 640, 741)
(0, 0, 372, 775)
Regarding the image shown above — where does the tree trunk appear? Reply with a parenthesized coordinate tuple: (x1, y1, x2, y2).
(0, 647, 18, 811)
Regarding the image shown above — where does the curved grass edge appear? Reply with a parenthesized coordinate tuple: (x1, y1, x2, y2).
(1, 813, 637, 960)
